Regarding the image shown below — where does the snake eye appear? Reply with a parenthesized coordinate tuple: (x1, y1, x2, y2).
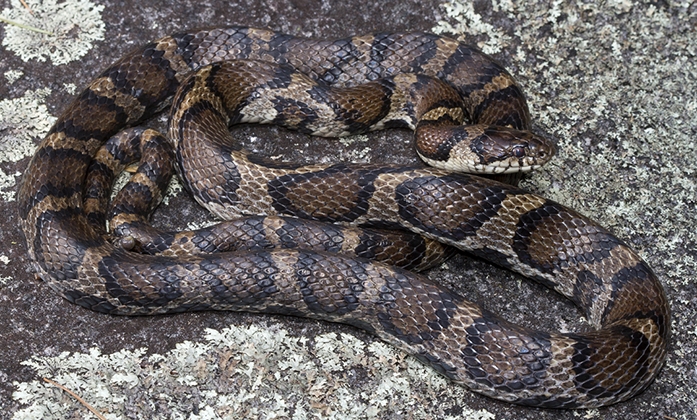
(512, 145, 526, 158)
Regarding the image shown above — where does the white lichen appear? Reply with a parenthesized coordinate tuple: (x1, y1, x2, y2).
(1, 0, 105, 65)
(0, 88, 55, 201)
(11, 323, 496, 419)
(432, 0, 511, 53)
(63, 83, 77, 95)
(4, 69, 24, 83)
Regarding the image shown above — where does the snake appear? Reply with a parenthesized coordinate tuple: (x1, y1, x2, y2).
(17, 26, 670, 408)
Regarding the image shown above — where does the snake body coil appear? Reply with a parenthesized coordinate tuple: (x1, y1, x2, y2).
(17, 27, 669, 408)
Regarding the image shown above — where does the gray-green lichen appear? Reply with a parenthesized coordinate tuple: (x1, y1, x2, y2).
(0, 88, 55, 201)
(1, 0, 105, 65)
(432, 0, 511, 54)
(4, 69, 23, 83)
(13, 324, 496, 420)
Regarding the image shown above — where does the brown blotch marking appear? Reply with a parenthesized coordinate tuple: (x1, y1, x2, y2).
(118, 53, 175, 113)
(42, 132, 103, 157)
(24, 145, 93, 203)
(414, 124, 478, 159)
(83, 197, 104, 218)
(468, 74, 515, 108)
(418, 38, 459, 76)
(415, 124, 476, 165)
(491, 194, 548, 242)
(404, 74, 465, 121)
(327, 82, 392, 127)
(596, 248, 669, 329)
(91, 143, 127, 174)
(156, 37, 193, 80)
(437, 186, 502, 235)
(24, 193, 83, 256)
(476, 90, 530, 128)
(89, 77, 147, 124)
(71, 99, 126, 135)
(573, 246, 642, 326)
(128, 172, 164, 202)
(376, 276, 464, 348)
(614, 316, 666, 352)
(35, 207, 104, 277)
(280, 171, 367, 221)
(98, 256, 181, 306)
(175, 90, 231, 150)
(566, 327, 655, 400)
(209, 61, 273, 115)
(518, 206, 579, 271)
(398, 177, 525, 241)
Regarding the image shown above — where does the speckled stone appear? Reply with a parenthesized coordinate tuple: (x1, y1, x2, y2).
(1, 0, 694, 418)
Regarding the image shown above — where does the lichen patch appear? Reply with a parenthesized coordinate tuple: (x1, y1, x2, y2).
(432, 0, 511, 54)
(0, 88, 55, 201)
(4, 69, 24, 83)
(12, 323, 497, 419)
(1, 0, 105, 65)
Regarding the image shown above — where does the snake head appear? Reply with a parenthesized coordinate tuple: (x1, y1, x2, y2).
(416, 124, 556, 174)
(469, 126, 557, 174)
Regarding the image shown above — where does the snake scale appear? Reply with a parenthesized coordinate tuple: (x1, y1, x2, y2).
(17, 27, 669, 408)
